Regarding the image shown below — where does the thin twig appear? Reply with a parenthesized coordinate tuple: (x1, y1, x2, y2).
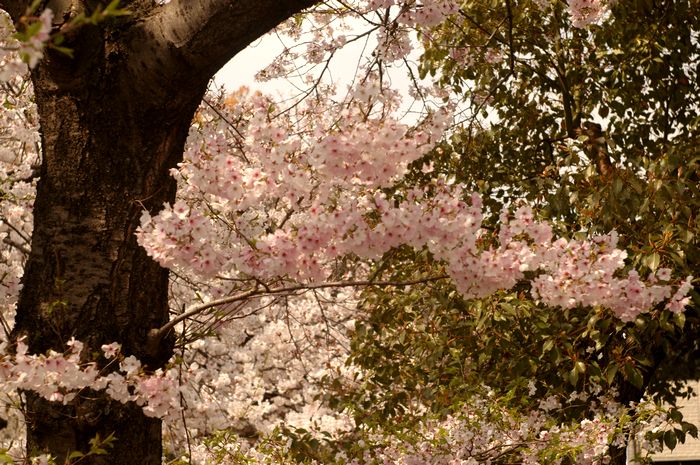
(2, 236, 30, 256)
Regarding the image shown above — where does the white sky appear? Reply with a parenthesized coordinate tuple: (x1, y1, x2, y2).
(214, 27, 422, 113)
(214, 36, 286, 92)
(214, 34, 372, 93)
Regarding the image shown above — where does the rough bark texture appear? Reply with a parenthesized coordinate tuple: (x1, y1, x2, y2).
(16, 34, 204, 465)
(0, 0, 317, 463)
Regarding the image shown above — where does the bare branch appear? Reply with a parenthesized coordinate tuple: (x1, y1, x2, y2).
(3, 235, 30, 255)
(147, 275, 449, 351)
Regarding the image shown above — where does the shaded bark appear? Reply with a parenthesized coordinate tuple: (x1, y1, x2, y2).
(1, 0, 317, 463)
(14, 29, 206, 465)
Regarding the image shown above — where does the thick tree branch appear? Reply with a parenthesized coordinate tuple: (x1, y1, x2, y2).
(144, 0, 319, 82)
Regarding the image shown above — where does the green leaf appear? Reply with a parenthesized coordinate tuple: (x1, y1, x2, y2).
(669, 408, 683, 423)
(568, 366, 579, 386)
(541, 338, 554, 356)
(104, 0, 131, 16)
(664, 430, 678, 450)
(673, 311, 686, 329)
(647, 252, 660, 271)
(51, 45, 74, 58)
(604, 365, 618, 385)
(623, 364, 644, 389)
(26, 0, 42, 14)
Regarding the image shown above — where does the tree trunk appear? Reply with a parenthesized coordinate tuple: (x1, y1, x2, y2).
(12, 34, 208, 464)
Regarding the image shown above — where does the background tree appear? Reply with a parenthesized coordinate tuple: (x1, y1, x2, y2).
(331, 1, 699, 463)
(421, 0, 700, 401)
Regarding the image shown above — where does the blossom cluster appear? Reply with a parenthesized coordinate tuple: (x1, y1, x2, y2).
(165, 289, 357, 442)
(566, 0, 609, 28)
(366, 0, 460, 27)
(0, 44, 40, 458)
(366, 395, 616, 465)
(138, 84, 693, 323)
(137, 81, 452, 281)
(0, 285, 359, 457)
(0, 8, 53, 80)
(264, 0, 462, 83)
(0, 15, 26, 81)
(0, 339, 181, 418)
(0, 47, 38, 333)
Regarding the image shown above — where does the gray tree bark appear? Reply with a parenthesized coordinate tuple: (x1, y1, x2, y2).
(0, 0, 317, 463)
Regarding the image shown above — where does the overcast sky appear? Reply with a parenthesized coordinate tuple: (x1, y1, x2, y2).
(214, 25, 440, 127)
